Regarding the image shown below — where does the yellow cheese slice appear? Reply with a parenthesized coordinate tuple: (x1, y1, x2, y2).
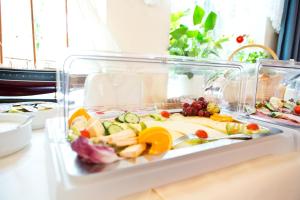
(170, 114, 239, 134)
(144, 120, 226, 139)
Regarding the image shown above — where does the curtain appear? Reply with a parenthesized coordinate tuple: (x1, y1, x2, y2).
(277, 0, 300, 61)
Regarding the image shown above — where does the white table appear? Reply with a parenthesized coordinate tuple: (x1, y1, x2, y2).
(1, 129, 300, 200)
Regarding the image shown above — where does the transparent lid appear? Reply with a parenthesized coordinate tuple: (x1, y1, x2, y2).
(57, 52, 247, 134)
(256, 60, 300, 102)
(251, 59, 300, 127)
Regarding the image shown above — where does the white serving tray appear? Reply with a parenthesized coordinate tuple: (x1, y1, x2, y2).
(45, 118, 298, 200)
(0, 113, 32, 157)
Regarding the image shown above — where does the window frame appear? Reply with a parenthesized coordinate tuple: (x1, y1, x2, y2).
(0, 0, 69, 68)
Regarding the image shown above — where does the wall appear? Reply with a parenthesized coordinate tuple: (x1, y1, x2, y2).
(107, 0, 171, 54)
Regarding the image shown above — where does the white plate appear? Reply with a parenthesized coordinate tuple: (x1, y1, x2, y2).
(0, 113, 32, 157)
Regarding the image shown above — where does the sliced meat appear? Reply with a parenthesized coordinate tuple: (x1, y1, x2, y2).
(277, 113, 300, 124)
(256, 107, 272, 115)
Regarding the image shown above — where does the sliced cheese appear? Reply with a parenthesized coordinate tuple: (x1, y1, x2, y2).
(171, 116, 238, 134)
(144, 120, 226, 139)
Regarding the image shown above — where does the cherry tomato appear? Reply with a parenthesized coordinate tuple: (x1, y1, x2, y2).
(195, 130, 208, 139)
(294, 105, 300, 115)
(161, 111, 170, 118)
(80, 129, 90, 138)
(246, 123, 259, 131)
(236, 35, 244, 43)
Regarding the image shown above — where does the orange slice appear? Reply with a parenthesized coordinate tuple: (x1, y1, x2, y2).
(68, 108, 91, 127)
(210, 113, 234, 122)
(138, 127, 172, 155)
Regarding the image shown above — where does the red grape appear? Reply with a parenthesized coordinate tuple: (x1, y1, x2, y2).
(191, 102, 198, 108)
(198, 110, 204, 117)
(204, 111, 211, 117)
(198, 97, 205, 101)
(186, 107, 193, 116)
(203, 101, 208, 109)
(192, 108, 198, 116)
(183, 103, 190, 108)
(195, 103, 202, 110)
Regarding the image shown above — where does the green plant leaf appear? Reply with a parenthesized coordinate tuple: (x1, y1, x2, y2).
(169, 47, 185, 56)
(196, 33, 205, 43)
(171, 12, 184, 23)
(214, 37, 229, 49)
(215, 37, 229, 44)
(193, 5, 205, 25)
(170, 25, 188, 39)
(186, 30, 199, 38)
(204, 12, 217, 32)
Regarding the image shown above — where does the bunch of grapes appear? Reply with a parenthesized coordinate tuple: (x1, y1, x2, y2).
(182, 97, 212, 117)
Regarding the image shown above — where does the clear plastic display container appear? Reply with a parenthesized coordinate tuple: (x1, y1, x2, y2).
(59, 53, 245, 112)
(249, 60, 300, 128)
(47, 53, 296, 200)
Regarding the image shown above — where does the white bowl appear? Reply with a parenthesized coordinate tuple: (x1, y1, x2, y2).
(0, 102, 59, 130)
(26, 108, 58, 130)
(0, 113, 32, 157)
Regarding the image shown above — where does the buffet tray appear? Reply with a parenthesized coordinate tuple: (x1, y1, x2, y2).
(49, 121, 283, 177)
(249, 115, 300, 129)
(46, 117, 298, 200)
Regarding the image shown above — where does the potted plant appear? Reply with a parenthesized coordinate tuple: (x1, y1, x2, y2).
(168, 5, 228, 97)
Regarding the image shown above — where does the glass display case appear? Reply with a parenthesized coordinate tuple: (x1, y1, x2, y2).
(46, 53, 297, 200)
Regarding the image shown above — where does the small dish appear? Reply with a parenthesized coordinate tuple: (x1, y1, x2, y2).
(0, 102, 58, 129)
(0, 113, 32, 157)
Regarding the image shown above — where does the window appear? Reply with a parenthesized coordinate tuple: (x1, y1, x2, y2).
(0, 0, 68, 69)
(170, 0, 285, 60)
(1, 0, 34, 68)
(0, 0, 285, 69)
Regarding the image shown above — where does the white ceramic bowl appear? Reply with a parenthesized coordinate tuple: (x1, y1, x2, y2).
(0, 113, 32, 157)
(26, 108, 58, 130)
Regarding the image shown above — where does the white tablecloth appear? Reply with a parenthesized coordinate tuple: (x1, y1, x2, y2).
(1, 130, 300, 200)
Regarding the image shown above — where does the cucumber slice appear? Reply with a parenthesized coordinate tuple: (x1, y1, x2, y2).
(116, 113, 126, 123)
(140, 121, 147, 131)
(124, 112, 140, 123)
(265, 102, 276, 111)
(149, 113, 163, 121)
(107, 124, 124, 135)
(102, 121, 112, 130)
(127, 123, 141, 133)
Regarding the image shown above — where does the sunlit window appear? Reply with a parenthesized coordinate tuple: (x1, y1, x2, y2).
(33, 0, 67, 69)
(1, 0, 34, 69)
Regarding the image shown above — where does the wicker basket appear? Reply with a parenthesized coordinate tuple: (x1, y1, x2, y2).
(227, 44, 279, 61)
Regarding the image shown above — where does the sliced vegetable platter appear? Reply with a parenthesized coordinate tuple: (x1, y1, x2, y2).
(67, 97, 272, 165)
(0, 102, 56, 113)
